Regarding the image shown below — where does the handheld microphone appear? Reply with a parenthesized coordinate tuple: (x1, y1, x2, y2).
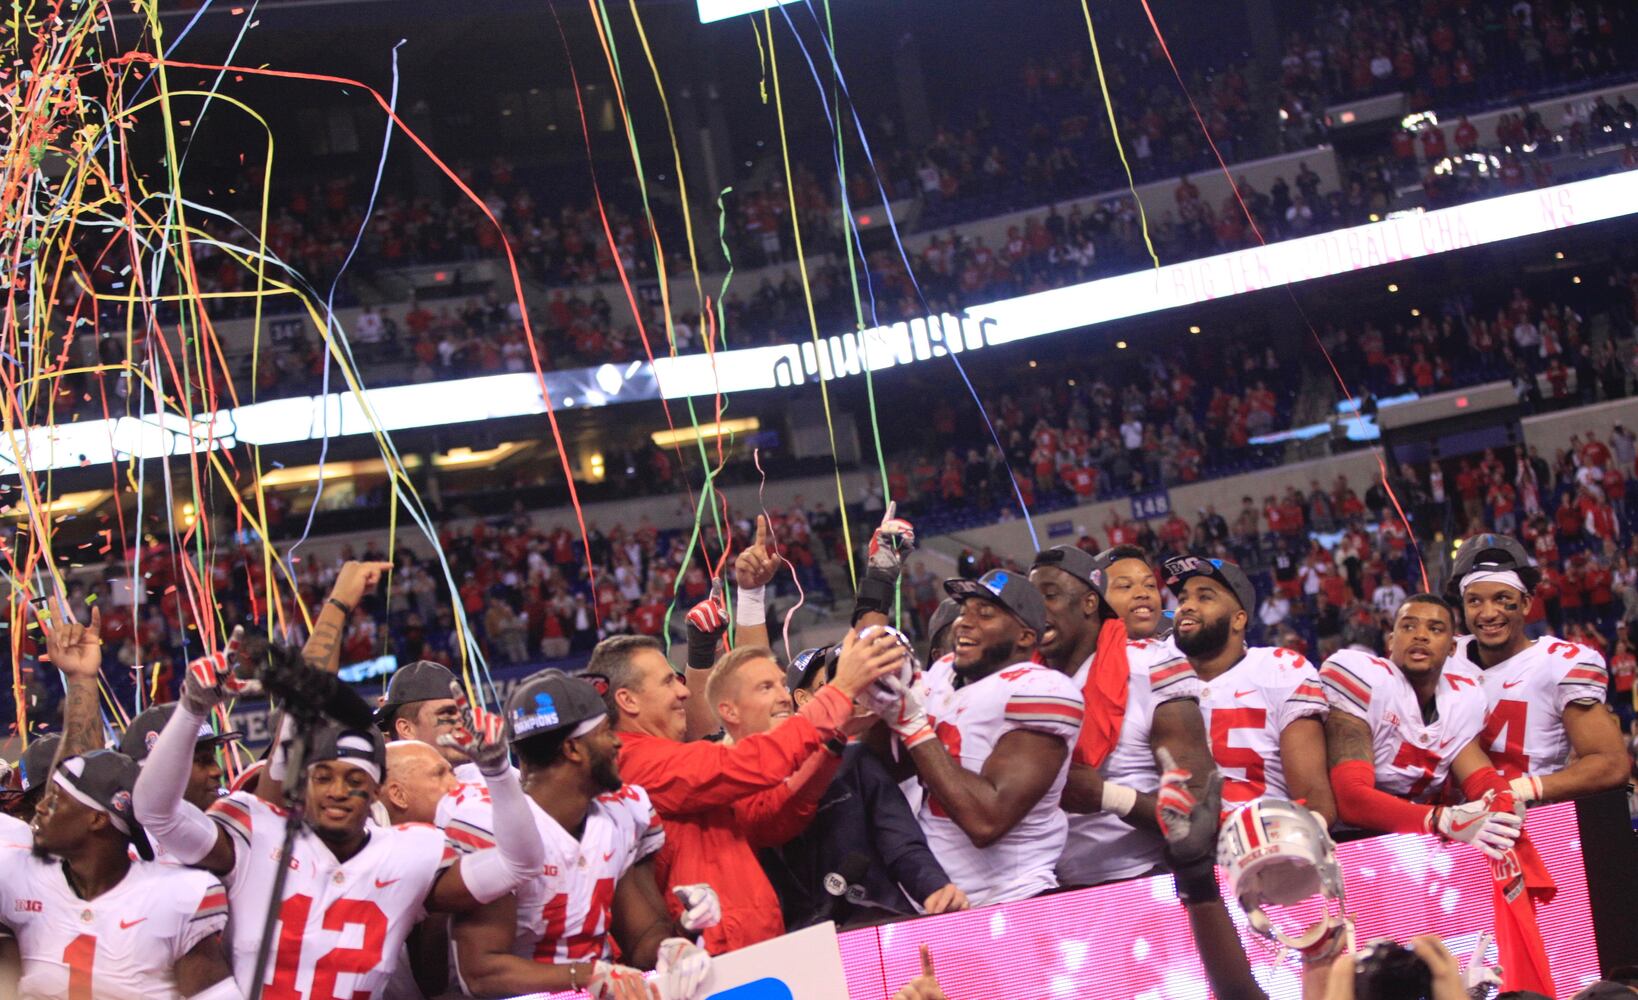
(822, 852, 872, 923)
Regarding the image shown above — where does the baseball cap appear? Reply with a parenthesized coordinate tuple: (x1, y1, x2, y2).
(119, 702, 243, 763)
(785, 645, 838, 693)
(1162, 554, 1258, 613)
(308, 723, 387, 784)
(943, 569, 1048, 636)
(926, 598, 962, 643)
(18, 735, 61, 794)
(506, 669, 609, 742)
(52, 750, 154, 861)
(375, 660, 458, 723)
(1031, 545, 1103, 589)
(1447, 532, 1542, 594)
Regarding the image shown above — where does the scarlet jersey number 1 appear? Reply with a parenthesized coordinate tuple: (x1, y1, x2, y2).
(64, 933, 95, 1000)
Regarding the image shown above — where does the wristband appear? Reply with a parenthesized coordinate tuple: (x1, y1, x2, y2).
(1171, 862, 1221, 905)
(1509, 774, 1543, 804)
(823, 736, 847, 757)
(735, 585, 767, 628)
(327, 597, 354, 616)
(851, 568, 897, 625)
(686, 624, 719, 671)
(1100, 781, 1139, 818)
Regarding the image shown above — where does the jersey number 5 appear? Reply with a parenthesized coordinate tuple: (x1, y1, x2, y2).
(1211, 707, 1268, 803)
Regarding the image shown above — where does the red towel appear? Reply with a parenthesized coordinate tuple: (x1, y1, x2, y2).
(1072, 618, 1132, 768)
(1490, 812, 1557, 996)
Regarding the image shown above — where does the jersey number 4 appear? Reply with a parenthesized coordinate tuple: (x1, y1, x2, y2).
(264, 895, 387, 1000)
(1478, 699, 1531, 777)
(535, 878, 616, 962)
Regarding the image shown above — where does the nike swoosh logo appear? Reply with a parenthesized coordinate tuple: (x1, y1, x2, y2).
(1440, 737, 1457, 748)
(1450, 814, 1486, 834)
(1502, 679, 1524, 689)
(1233, 689, 1256, 699)
(374, 878, 399, 889)
(602, 851, 614, 862)
(119, 918, 146, 930)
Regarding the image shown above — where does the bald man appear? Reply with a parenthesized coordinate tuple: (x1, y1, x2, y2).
(381, 740, 461, 826)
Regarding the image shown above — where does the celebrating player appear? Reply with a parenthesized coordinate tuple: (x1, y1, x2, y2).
(1448, 535, 1628, 803)
(451, 670, 713, 1000)
(1321, 594, 1523, 857)
(885, 569, 1084, 904)
(0, 749, 240, 999)
(1029, 544, 1212, 888)
(1163, 555, 1337, 824)
(133, 561, 545, 1000)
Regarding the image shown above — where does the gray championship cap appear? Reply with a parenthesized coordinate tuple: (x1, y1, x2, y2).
(18, 735, 61, 794)
(375, 660, 459, 724)
(943, 569, 1049, 636)
(120, 702, 243, 763)
(308, 723, 388, 782)
(1162, 554, 1258, 613)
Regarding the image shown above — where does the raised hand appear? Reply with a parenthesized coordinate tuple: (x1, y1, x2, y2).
(438, 681, 510, 776)
(892, 945, 948, 1000)
(672, 884, 721, 932)
(42, 598, 101, 680)
(1430, 793, 1523, 860)
(684, 594, 727, 639)
(180, 627, 251, 714)
(733, 516, 779, 590)
(867, 502, 916, 576)
(654, 938, 711, 1000)
(328, 560, 393, 611)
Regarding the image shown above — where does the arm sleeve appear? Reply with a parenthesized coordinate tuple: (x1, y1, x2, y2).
(455, 767, 546, 904)
(1329, 759, 1433, 834)
(858, 751, 950, 905)
(734, 749, 844, 849)
(132, 702, 228, 866)
(622, 686, 851, 814)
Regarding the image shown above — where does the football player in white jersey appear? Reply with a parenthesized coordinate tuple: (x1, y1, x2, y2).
(133, 561, 545, 1000)
(1163, 555, 1337, 825)
(1321, 594, 1523, 858)
(1448, 534, 1627, 804)
(0, 749, 239, 999)
(1029, 544, 1211, 887)
(881, 569, 1084, 905)
(451, 669, 712, 1000)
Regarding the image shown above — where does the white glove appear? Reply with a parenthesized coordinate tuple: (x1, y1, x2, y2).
(1463, 931, 1504, 995)
(673, 884, 721, 932)
(588, 960, 654, 1000)
(180, 627, 251, 714)
(1509, 773, 1543, 805)
(882, 674, 935, 750)
(655, 937, 712, 1000)
(866, 502, 916, 575)
(1430, 794, 1523, 860)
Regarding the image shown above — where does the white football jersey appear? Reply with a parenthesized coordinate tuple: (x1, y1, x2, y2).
(0, 811, 31, 847)
(0, 844, 227, 1000)
(1320, 649, 1487, 801)
(442, 782, 663, 965)
(1197, 646, 1328, 809)
(1455, 635, 1610, 778)
(1058, 635, 1201, 887)
(918, 656, 1084, 906)
(208, 792, 457, 1000)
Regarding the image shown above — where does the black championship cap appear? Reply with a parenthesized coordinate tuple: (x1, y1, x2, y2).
(120, 702, 243, 763)
(943, 569, 1049, 636)
(375, 660, 459, 723)
(53, 750, 154, 861)
(926, 598, 962, 643)
(506, 670, 609, 742)
(308, 723, 388, 782)
(785, 645, 838, 694)
(1447, 532, 1542, 597)
(1162, 554, 1258, 613)
(18, 735, 61, 794)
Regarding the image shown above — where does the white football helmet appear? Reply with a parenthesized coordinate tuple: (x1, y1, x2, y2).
(1218, 799, 1349, 957)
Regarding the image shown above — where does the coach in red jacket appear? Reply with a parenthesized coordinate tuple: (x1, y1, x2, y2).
(599, 632, 901, 954)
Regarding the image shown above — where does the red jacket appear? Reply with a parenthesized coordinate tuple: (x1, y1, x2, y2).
(616, 686, 851, 954)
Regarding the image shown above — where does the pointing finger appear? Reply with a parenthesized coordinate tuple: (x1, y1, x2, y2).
(919, 943, 936, 979)
(85, 605, 101, 641)
(754, 515, 769, 548)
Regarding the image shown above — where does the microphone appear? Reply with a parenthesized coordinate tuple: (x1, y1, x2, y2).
(822, 852, 871, 924)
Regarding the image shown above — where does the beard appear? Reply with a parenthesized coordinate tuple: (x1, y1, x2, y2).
(956, 633, 1018, 678)
(1176, 613, 1232, 660)
(590, 751, 623, 794)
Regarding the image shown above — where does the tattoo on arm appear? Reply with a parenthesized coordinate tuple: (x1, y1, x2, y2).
(1324, 712, 1373, 770)
(56, 675, 103, 765)
(301, 607, 346, 675)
